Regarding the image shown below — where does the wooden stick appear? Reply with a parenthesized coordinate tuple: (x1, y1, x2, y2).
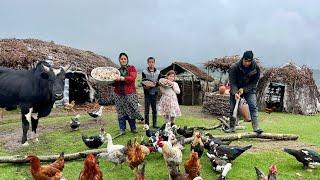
(183, 132, 299, 144)
(0, 148, 107, 164)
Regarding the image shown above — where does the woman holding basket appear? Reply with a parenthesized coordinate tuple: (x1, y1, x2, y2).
(113, 52, 143, 135)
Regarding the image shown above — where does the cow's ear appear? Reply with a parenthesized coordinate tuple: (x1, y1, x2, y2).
(40, 72, 49, 79)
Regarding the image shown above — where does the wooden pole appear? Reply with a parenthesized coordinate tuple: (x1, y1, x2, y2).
(191, 75, 194, 105)
(182, 76, 185, 105)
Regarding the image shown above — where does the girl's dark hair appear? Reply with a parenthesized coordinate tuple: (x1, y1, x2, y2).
(165, 70, 176, 77)
(119, 52, 128, 60)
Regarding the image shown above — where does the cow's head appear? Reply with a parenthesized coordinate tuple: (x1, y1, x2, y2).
(34, 61, 71, 101)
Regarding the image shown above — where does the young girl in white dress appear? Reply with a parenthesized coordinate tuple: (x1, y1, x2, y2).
(158, 70, 181, 123)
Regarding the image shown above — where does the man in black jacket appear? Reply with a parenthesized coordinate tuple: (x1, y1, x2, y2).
(225, 50, 263, 134)
(141, 57, 160, 128)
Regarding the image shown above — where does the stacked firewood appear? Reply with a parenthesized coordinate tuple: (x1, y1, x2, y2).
(202, 92, 230, 116)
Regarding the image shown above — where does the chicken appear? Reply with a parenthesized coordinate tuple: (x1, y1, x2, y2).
(82, 128, 106, 149)
(283, 148, 320, 168)
(255, 164, 277, 180)
(126, 139, 145, 170)
(88, 106, 104, 121)
(79, 153, 103, 180)
(143, 124, 158, 137)
(64, 100, 75, 111)
(50, 152, 65, 171)
(207, 153, 232, 180)
(190, 132, 204, 158)
(26, 155, 64, 180)
(159, 140, 183, 179)
(97, 133, 127, 169)
(134, 161, 147, 180)
(168, 161, 188, 180)
(184, 151, 201, 180)
(70, 114, 81, 130)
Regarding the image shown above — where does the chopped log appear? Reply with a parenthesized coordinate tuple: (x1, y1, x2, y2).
(183, 132, 299, 144)
(0, 148, 107, 164)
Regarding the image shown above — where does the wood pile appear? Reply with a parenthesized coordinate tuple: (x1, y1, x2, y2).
(202, 92, 230, 116)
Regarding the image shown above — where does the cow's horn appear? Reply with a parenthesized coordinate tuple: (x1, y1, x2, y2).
(62, 63, 72, 72)
(42, 64, 50, 72)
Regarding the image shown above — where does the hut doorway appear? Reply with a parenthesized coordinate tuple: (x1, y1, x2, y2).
(265, 82, 285, 111)
(65, 72, 92, 104)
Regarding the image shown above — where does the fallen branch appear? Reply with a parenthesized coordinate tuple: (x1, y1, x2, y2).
(183, 132, 299, 144)
(191, 124, 222, 130)
(0, 148, 107, 164)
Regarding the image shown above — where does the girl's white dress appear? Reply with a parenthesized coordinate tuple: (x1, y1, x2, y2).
(158, 82, 181, 117)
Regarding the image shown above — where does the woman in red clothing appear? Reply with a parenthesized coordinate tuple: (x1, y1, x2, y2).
(114, 52, 143, 135)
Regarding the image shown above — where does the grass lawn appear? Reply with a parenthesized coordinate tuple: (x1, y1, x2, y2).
(0, 106, 319, 179)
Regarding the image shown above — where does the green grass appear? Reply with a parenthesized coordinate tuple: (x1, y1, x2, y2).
(0, 107, 319, 179)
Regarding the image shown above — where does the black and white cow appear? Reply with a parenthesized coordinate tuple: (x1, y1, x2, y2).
(0, 61, 69, 145)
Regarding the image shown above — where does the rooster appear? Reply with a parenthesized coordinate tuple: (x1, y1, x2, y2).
(184, 151, 201, 180)
(26, 155, 65, 180)
(79, 153, 103, 180)
(82, 128, 106, 149)
(190, 131, 204, 158)
(88, 106, 104, 121)
(254, 164, 277, 180)
(127, 139, 145, 170)
(70, 114, 81, 130)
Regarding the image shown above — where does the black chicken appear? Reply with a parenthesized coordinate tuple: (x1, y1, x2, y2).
(88, 106, 104, 120)
(208, 144, 252, 162)
(70, 114, 81, 130)
(283, 148, 320, 168)
(177, 126, 194, 138)
(82, 128, 106, 149)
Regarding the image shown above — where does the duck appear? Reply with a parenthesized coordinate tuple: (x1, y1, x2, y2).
(204, 133, 231, 149)
(88, 106, 104, 120)
(143, 124, 158, 137)
(206, 153, 232, 180)
(283, 148, 320, 168)
(82, 128, 106, 149)
(208, 144, 252, 162)
(97, 133, 127, 169)
(70, 114, 81, 130)
(176, 125, 194, 138)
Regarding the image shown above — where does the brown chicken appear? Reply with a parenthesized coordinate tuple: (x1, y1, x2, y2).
(64, 100, 75, 111)
(134, 161, 146, 180)
(184, 151, 201, 180)
(79, 153, 103, 180)
(127, 139, 145, 170)
(50, 152, 64, 171)
(265, 106, 276, 114)
(27, 155, 64, 180)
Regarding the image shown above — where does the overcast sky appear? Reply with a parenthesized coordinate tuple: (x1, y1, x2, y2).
(1, 0, 319, 69)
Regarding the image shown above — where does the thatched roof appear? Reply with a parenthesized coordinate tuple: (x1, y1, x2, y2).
(0, 38, 118, 74)
(257, 63, 320, 114)
(204, 55, 261, 73)
(161, 61, 214, 81)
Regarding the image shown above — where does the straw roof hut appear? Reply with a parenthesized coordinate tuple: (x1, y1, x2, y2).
(160, 62, 213, 105)
(257, 63, 320, 115)
(0, 38, 118, 104)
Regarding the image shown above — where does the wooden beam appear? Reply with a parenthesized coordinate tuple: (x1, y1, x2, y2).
(191, 75, 194, 105)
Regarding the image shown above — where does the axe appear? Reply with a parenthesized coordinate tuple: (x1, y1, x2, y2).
(232, 97, 240, 119)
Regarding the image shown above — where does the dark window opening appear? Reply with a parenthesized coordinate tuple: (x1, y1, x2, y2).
(65, 72, 91, 104)
(265, 82, 285, 111)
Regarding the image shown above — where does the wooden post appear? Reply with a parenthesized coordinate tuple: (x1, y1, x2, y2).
(182, 76, 185, 105)
(191, 75, 194, 105)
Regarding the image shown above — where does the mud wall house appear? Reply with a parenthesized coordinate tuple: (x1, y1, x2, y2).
(160, 62, 214, 105)
(256, 63, 320, 115)
(0, 38, 118, 105)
